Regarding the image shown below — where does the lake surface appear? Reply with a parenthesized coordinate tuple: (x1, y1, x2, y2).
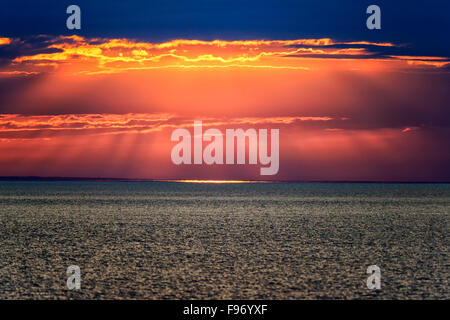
(0, 181, 448, 299)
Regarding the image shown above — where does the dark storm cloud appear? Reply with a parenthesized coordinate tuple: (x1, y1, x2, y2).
(0, 36, 63, 67)
(285, 44, 450, 61)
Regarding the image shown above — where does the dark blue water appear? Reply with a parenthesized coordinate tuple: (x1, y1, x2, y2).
(0, 181, 448, 299)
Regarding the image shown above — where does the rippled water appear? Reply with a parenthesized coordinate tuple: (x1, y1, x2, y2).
(0, 181, 448, 299)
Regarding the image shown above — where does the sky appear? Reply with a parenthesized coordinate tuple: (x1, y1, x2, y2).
(0, 0, 449, 181)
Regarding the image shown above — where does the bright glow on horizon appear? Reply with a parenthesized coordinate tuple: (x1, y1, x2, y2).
(171, 180, 267, 184)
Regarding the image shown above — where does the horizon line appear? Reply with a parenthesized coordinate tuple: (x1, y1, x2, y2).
(0, 176, 449, 184)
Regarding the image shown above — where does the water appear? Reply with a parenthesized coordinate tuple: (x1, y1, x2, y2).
(0, 181, 448, 299)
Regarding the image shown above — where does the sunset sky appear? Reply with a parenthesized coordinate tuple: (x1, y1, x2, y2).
(0, 0, 449, 181)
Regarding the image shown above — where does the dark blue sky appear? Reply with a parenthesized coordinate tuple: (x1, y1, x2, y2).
(1, 0, 449, 56)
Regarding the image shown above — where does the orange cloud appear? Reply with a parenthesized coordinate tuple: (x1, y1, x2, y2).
(401, 126, 420, 133)
(5, 36, 406, 75)
(0, 37, 11, 45)
(390, 55, 450, 68)
(0, 113, 341, 140)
